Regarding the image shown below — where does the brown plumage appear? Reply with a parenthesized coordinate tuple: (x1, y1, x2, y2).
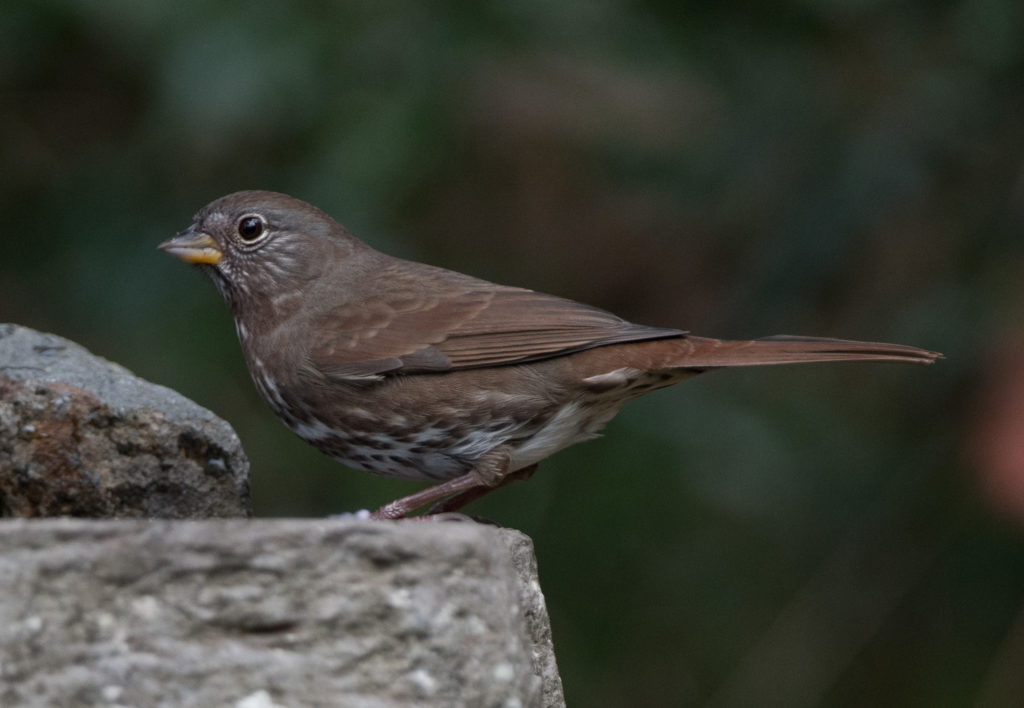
(159, 190, 941, 518)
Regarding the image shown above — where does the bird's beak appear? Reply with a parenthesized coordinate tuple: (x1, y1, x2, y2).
(158, 228, 222, 265)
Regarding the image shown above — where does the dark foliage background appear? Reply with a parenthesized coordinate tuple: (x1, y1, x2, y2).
(3, 2, 1023, 706)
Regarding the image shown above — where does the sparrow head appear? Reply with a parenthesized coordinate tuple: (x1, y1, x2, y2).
(159, 191, 368, 316)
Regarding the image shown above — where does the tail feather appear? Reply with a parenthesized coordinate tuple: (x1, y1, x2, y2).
(673, 334, 942, 369)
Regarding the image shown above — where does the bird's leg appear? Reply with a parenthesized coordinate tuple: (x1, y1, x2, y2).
(370, 449, 532, 520)
(427, 463, 539, 515)
(370, 473, 482, 520)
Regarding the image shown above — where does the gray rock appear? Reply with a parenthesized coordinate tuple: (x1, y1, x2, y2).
(0, 324, 250, 518)
(0, 518, 565, 708)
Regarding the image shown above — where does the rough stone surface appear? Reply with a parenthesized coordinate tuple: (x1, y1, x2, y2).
(499, 531, 565, 708)
(0, 324, 250, 518)
(0, 518, 565, 708)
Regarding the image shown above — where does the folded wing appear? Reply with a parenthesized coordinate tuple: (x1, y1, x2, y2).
(305, 283, 682, 379)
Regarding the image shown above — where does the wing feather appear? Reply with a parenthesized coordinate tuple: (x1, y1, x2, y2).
(306, 283, 681, 379)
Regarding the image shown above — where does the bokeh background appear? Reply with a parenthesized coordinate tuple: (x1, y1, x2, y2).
(3, 2, 1023, 706)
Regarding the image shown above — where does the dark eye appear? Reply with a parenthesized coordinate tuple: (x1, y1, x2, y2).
(237, 215, 266, 242)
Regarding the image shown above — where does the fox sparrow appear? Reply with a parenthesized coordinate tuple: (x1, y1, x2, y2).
(159, 191, 941, 519)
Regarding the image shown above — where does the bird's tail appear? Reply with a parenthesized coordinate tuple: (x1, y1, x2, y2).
(669, 334, 942, 369)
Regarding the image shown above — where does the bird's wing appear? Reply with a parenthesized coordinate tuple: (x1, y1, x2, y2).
(304, 282, 681, 380)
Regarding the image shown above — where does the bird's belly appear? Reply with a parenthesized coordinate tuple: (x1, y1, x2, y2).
(282, 398, 620, 483)
(253, 359, 653, 483)
(504, 400, 617, 471)
(286, 416, 473, 481)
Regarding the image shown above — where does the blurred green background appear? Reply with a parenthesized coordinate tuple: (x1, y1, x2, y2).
(3, 1, 1024, 706)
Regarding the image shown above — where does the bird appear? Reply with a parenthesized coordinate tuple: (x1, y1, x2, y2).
(159, 191, 941, 519)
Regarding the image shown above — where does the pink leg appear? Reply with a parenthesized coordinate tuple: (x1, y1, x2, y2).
(370, 449, 536, 520)
(427, 464, 539, 514)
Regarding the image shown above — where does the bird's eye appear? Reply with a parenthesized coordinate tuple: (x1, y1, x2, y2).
(237, 215, 266, 242)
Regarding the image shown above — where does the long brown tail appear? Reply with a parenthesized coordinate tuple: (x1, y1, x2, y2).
(673, 334, 942, 369)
